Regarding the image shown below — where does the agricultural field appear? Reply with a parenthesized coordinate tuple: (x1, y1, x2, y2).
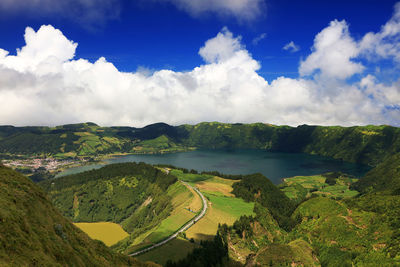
(280, 174, 359, 201)
(172, 171, 255, 241)
(74, 222, 129, 246)
(185, 192, 255, 240)
(135, 170, 255, 264)
(196, 176, 237, 197)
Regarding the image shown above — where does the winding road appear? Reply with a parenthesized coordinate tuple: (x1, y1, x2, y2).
(128, 180, 208, 257)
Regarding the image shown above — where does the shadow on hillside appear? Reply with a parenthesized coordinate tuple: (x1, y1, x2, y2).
(190, 233, 215, 242)
(136, 237, 199, 265)
(137, 234, 244, 266)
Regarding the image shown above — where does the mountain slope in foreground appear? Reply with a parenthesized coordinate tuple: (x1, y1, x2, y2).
(0, 165, 157, 266)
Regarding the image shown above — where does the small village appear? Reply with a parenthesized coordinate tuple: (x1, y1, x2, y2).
(2, 157, 86, 173)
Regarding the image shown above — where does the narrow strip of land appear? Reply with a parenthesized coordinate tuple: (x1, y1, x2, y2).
(128, 180, 208, 257)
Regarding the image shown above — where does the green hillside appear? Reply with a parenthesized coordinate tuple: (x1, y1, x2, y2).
(351, 152, 400, 194)
(0, 165, 157, 266)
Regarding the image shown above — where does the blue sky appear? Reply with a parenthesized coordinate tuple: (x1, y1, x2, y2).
(0, 0, 397, 80)
(0, 0, 399, 127)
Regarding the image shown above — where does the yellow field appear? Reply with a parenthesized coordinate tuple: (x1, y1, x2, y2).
(74, 222, 129, 246)
(196, 177, 236, 197)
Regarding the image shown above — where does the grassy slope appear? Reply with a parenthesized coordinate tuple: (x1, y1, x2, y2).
(352, 152, 400, 194)
(0, 165, 154, 267)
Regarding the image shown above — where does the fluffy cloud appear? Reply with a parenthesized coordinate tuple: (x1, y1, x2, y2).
(158, 0, 265, 21)
(0, 0, 120, 29)
(360, 2, 400, 62)
(0, 9, 400, 127)
(0, 26, 77, 74)
(299, 20, 364, 79)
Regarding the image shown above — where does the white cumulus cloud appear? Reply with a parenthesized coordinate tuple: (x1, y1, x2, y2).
(299, 20, 364, 80)
(0, 6, 400, 127)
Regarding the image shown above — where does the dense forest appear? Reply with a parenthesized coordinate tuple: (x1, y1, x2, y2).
(1, 122, 400, 167)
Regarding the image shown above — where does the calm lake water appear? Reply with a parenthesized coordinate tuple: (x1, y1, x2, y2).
(57, 150, 371, 184)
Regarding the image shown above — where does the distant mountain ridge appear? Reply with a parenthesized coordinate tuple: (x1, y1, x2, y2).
(1, 122, 400, 166)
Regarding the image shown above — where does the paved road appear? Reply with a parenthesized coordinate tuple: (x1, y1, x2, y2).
(128, 180, 208, 257)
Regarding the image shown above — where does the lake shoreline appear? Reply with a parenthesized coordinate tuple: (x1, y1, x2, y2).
(56, 149, 371, 184)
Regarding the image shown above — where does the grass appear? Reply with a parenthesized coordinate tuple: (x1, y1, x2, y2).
(169, 169, 213, 183)
(74, 222, 129, 246)
(205, 193, 254, 219)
